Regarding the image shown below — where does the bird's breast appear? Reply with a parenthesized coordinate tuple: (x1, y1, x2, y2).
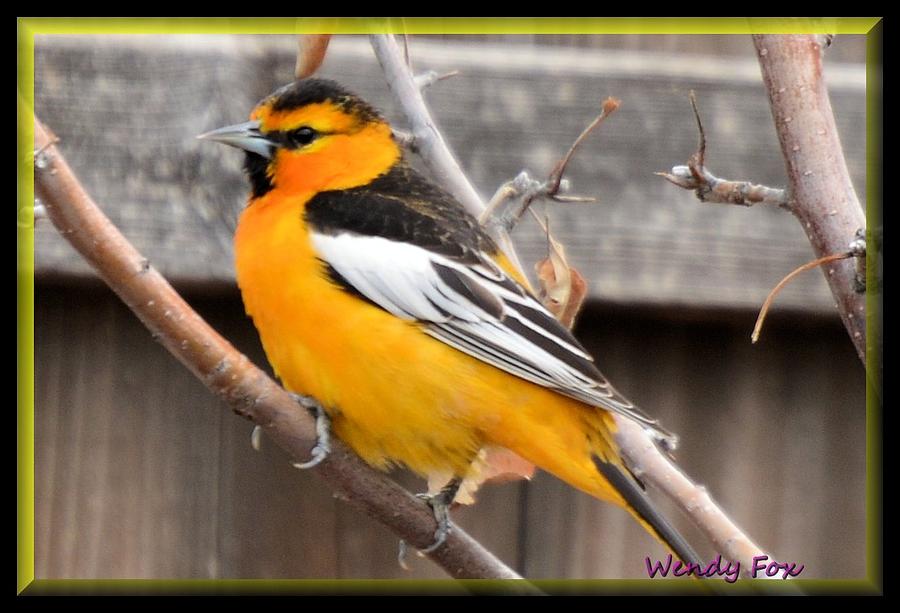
(234, 191, 346, 399)
(233, 191, 485, 474)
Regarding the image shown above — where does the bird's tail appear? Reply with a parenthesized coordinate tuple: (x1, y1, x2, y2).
(518, 406, 702, 569)
(484, 392, 701, 568)
(581, 410, 701, 567)
(591, 453, 701, 568)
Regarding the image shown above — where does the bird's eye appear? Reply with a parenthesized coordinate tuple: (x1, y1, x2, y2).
(288, 127, 318, 147)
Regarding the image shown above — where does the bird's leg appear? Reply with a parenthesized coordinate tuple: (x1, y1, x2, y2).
(289, 393, 331, 469)
(398, 476, 463, 567)
(416, 476, 463, 553)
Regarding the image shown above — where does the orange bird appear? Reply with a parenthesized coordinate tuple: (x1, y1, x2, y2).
(201, 78, 698, 565)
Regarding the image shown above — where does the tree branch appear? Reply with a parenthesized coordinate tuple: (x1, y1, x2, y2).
(372, 36, 773, 575)
(369, 34, 524, 273)
(753, 34, 866, 362)
(480, 99, 617, 236)
(658, 163, 788, 207)
(32, 117, 534, 586)
(295, 35, 331, 79)
(616, 419, 772, 572)
(369, 35, 483, 216)
(658, 93, 788, 208)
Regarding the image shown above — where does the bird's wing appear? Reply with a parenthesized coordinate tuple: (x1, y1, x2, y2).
(311, 231, 664, 432)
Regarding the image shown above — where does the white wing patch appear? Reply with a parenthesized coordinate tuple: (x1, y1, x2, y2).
(311, 232, 660, 429)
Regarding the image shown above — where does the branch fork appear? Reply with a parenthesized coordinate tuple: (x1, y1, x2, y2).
(658, 91, 788, 209)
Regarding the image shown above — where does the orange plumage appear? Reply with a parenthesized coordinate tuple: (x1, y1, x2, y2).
(203, 78, 698, 567)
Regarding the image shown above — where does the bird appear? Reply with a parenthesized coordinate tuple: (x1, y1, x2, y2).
(200, 77, 699, 567)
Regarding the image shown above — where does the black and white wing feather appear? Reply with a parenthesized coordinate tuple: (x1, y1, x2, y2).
(310, 232, 663, 433)
(303, 162, 669, 438)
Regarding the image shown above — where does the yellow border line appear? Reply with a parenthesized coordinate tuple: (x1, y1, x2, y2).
(16, 578, 886, 596)
(17, 17, 36, 596)
(18, 16, 882, 596)
(864, 19, 883, 594)
(22, 16, 880, 35)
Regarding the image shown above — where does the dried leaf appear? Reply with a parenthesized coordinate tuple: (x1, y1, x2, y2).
(480, 447, 536, 485)
(429, 447, 535, 506)
(557, 267, 587, 330)
(536, 246, 571, 315)
(295, 35, 332, 79)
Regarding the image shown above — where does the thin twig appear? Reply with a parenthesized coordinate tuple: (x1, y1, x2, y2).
(690, 90, 707, 170)
(512, 99, 617, 224)
(295, 35, 331, 79)
(656, 165, 788, 207)
(370, 35, 484, 218)
(414, 69, 460, 91)
(479, 171, 544, 231)
(369, 33, 524, 274)
(752, 252, 853, 344)
(659, 91, 789, 208)
(32, 116, 532, 585)
(481, 99, 616, 236)
(546, 97, 619, 195)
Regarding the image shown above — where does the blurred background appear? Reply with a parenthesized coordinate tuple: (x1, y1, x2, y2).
(32, 33, 867, 580)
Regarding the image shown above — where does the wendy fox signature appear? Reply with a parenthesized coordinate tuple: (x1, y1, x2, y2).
(645, 554, 804, 583)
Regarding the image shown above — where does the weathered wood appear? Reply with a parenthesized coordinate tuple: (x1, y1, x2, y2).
(217, 419, 341, 578)
(421, 33, 867, 64)
(34, 284, 865, 579)
(208, 303, 343, 579)
(35, 287, 222, 578)
(521, 307, 865, 579)
(33, 34, 866, 314)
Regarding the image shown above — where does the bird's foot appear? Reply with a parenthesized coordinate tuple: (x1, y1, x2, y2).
(415, 489, 455, 553)
(289, 394, 331, 469)
(397, 477, 463, 567)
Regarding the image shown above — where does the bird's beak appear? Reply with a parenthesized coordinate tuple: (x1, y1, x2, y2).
(197, 120, 273, 159)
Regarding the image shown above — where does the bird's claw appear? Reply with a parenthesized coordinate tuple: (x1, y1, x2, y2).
(417, 490, 453, 553)
(290, 392, 323, 411)
(292, 444, 329, 470)
(397, 479, 462, 567)
(289, 394, 331, 469)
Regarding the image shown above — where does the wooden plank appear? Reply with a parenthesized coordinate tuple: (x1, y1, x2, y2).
(190, 291, 342, 579)
(34, 284, 865, 580)
(451, 478, 524, 577)
(32, 35, 867, 313)
(332, 470, 445, 579)
(422, 33, 867, 64)
(35, 285, 221, 578)
(819, 346, 866, 579)
(519, 307, 865, 579)
(216, 416, 340, 578)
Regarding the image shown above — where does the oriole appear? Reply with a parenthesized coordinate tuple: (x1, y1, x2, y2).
(201, 78, 698, 567)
